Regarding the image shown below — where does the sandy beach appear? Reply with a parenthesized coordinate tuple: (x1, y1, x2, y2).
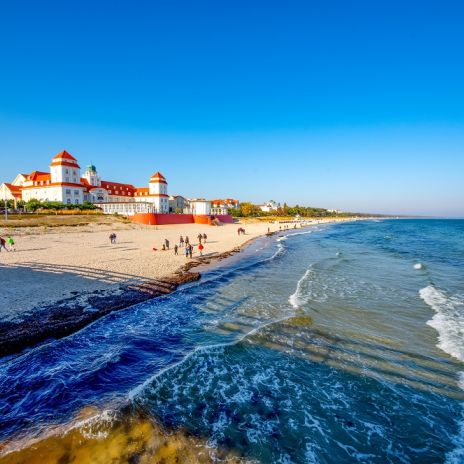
(0, 218, 349, 318)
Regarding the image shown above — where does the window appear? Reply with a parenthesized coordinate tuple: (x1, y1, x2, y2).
(65, 169, 69, 174)
(67, 199, 71, 204)
(65, 177, 69, 182)
(74, 190, 79, 195)
(75, 199, 79, 204)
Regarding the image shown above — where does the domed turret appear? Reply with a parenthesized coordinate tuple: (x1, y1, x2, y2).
(83, 163, 101, 187)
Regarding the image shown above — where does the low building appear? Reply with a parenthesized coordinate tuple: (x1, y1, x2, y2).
(259, 200, 280, 213)
(0, 182, 23, 207)
(187, 199, 212, 216)
(169, 195, 189, 213)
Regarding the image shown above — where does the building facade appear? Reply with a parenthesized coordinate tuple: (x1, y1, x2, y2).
(1, 150, 239, 218)
(1, 150, 170, 214)
(259, 200, 280, 213)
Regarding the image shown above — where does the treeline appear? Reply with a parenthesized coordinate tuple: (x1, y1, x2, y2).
(23, 199, 100, 212)
(230, 202, 373, 218)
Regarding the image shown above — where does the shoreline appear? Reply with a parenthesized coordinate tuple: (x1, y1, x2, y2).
(0, 219, 354, 357)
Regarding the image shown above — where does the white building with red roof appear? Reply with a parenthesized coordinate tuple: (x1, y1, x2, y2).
(18, 151, 86, 205)
(1, 151, 240, 221)
(1, 150, 170, 214)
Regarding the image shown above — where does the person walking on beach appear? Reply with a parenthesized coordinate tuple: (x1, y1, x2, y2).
(203, 233, 207, 243)
(0, 237, 8, 252)
(179, 236, 184, 247)
(165, 239, 170, 250)
(185, 245, 189, 258)
(197, 233, 202, 244)
(174, 244, 178, 255)
(185, 236, 190, 246)
(188, 244, 193, 258)
(7, 236, 15, 251)
(198, 242, 204, 256)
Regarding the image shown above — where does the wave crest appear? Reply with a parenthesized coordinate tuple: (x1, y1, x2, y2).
(420, 285, 464, 363)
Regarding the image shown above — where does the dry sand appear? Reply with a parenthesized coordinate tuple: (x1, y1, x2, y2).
(0, 219, 350, 318)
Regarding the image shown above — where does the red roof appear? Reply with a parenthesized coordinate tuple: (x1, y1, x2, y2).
(27, 171, 50, 181)
(211, 198, 239, 205)
(3, 183, 22, 196)
(150, 172, 166, 179)
(101, 180, 135, 194)
(35, 174, 51, 182)
(52, 150, 77, 161)
(149, 172, 167, 184)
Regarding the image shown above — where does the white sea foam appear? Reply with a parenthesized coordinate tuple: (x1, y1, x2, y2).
(128, 314, 293, 400)
(286, 230, 313, 238)
(420, 286, 464, 463)
(288, 267, 313, 309)
(414, 263, 424, 270)
(0, 408, 119, 457)
(420, 285, 464, 362)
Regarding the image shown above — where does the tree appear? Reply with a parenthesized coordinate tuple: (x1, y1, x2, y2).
(25, 199, 42, 212)
(282, 202, 289, 216)
(240, 202, 258, 217)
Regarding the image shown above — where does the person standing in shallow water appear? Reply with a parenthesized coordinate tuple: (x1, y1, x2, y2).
(198, 242, 204, 256)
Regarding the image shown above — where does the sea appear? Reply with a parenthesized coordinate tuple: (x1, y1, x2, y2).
(0, 219, 463, 463)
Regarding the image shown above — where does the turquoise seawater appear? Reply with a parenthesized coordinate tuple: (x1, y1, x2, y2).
(1, 219, 463, 462)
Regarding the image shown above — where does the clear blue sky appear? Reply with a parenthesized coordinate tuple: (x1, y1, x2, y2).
(0, 0, 463, 216)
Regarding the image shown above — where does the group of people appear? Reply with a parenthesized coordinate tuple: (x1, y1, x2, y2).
(0, 235, 15, 252)
(154, 233, 208, 258)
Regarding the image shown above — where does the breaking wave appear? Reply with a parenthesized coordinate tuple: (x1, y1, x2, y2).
(420, 285, 464, 464)
(288, 267, 313, 309)
(420, 285, 464, 362)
